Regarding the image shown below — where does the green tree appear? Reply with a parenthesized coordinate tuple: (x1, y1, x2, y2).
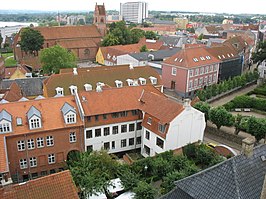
(0, 33, 3, 46)
(246, 117, 266, 142)
(252, 41, 266, 64)
(67, 150, 119, 198)
(209, 106, 234, 129)
(117, 165, 140, 190)
(193, 101, 210, 122)
(130, 29, 145, 43)
(144, 31, 157, 40)
(186, 27, 195, 33)
(140, 45, 148, 52)
(40, 45, 76, 74)
(161, 170, 187, 194)
(198, 33, 203, 40)
(20, 27, 44, 55)
(102, 33, 120, 46)
(133, 181, 157, 199)
(233, 114, 244, 135)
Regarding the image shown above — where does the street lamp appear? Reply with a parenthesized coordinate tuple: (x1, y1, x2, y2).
(144, 165, 148, 177)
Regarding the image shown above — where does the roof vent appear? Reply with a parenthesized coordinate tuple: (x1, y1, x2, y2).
(96, 82, 104, 92)
(84, 84, 92, 91)
(261, 155, 266, 162)
(73, 68, 78, 75)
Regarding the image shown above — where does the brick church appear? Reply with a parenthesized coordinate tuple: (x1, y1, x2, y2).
(13, 3, 107, 65)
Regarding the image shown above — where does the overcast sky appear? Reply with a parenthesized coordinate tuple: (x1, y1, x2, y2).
(1, 0, 265, 15)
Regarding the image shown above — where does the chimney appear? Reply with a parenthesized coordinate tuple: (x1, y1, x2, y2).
(241, 137, 255, 158)
(129, 63, 134, 70)
(73, 68, 78, 75)
(183, 98, 191, 109)
(96, 82, 104, 92)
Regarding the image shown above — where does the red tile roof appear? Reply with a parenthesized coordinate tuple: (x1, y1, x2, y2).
(0, 82, 23, 102)
(205, 45, 239, 61)
(57, 39, 97, 49)
(164, 47, 221, 68)
(79, 85, 184, 124)
(20, 56, 42, 71)
(0, 170, 79, 199)
(4, 66, 30, 79)
(44, 65, 162, 97)
(138, 38, 164, 50)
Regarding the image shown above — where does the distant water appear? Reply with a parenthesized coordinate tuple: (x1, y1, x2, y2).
(0, 21, 38, 28)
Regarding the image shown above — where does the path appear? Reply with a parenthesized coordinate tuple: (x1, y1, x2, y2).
(210, 84, 257, 107)
(4, 55, 14, 61)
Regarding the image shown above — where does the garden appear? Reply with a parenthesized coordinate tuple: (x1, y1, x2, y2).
(1, 52, 17, 67)
(67, 145, 224, 199)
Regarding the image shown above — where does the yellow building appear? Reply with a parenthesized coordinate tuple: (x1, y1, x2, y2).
(173, 17, 189, 30)
(96, 48, 105, 65)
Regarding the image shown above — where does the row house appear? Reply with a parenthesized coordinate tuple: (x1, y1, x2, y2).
(43, 65, 163, 97)
(162, 47, 221, 97)
(77, 85, 205, 157)
(0, 95, 84, 184)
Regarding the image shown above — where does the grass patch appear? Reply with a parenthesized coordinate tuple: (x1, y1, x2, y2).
(1, 52, 14, 59)
(4, 57, 17, 67)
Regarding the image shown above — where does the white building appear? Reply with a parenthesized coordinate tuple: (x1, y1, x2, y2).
(120, 2, 148, 24)
(0, 25, 26, 48)
(76, 85, 205, 157)
(258, 60, 266, 79)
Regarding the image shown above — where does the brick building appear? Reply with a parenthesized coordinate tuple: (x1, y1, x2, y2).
(162, 47, 221, 97)
(0, 96, 84, 184)
(93, 3, 107, 37)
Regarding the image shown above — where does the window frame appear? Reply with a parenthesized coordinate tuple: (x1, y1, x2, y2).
(17, 140, 25, 151)
(36, 137, 44, 148)
(69, 132, 76, 143)
(48, 154, 55, 164)
(46, 136, 54, 147)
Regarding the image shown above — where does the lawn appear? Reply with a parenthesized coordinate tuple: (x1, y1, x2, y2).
(0, 53, 17, 67)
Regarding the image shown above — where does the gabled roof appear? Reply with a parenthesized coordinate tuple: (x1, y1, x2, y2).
(57, 39, 98, 49)
(0, 110, 12, 122)
(61, 102, 76, 115)
(159, 35, 182, 47)
(0, 170, 79, 199)
(44, 65, 162, 97)
(205, 45, 240, 61)
(162, 144, 266, 199)
(205, 25, 224, 34)
(163, 47, 221, 68)
(223, 36, 250, 54)
(4, 65, 30, 79)
(27, 106, 41, 119)
(0, 82, 23, 102)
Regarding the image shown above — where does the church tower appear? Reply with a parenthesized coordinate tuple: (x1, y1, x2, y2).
(93, 3, 107, 37)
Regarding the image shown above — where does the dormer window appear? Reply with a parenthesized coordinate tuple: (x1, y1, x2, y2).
(69, 85, 77, 95)
(84, 84, 92, 91)
(115, 80, 123, 88)
(27, 106, 42, 130)
(56, 87, 64, 96)
(126, 79, 134, 86)
(139, 78, 146, 85)
(61, 103, 76, 124)
(147, 117, 152, 125)
(149, 76, 157, 85)
(112, 56, 117, 61)
(158, 123, 166, 133)
(0, 110, 12, 133)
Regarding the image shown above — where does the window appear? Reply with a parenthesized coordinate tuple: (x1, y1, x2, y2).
(104, 142, 110, 150)
(95, 129, 101, 137)
(120, 111, 127, 117)
(87, 116, 91, 122)
(50, 169, 56, 174)
(199, 77, 203, 86)
(147, 117, 152, 125)
(172, 67, 177, 76)
(17, 140, 25, 151)
(20, 159, 28, 169)
(204, 76, 208, 84)
(195, 68, 199, 76)
(213, 74, 217, 82)
(189, 80, 193, 89)
(112, 112, 119, 118)
(112, 141, 115, 149)
(214, 65, 217, 71)
(156, 137, 164, 149)
(29, 157, 37, 168)
(46, 136, 54, 147)
(129, 123, 135, 132)
(209, 75, 212, 83)
(149, 77, 157, 85)
(69, 132, 76, 143)
(121, 124, 127, 133)
(27, 139, 35, 150)
(36, 138, 44, 148)
(136, 137, 141, 145)
(95, 115, 99, 121)
(104, 127, 110, 136)
(30, 118, 41, 129)
(0, 123, 11, 133)
(139, 78, 146, 85)
(31, 172, 38, 179)
(210, 65, 213, 72)
(112, 126, 118, 134)
(86, 130, 92, 139)
(66, 114, 75, 124)
(129, 138, 134, 146)
(194, 79, 198, 87)
(121, 139, 127, 148)
(205, 66, 209, 73)
(41, 171, 47, 176)
(158, 124, 166, 133)
(189, 70, 193, 77)
(103, 114, 107, 120)
(137, 122, 142, 130)
(144, 145, 150, 156)
(200, 67, 204, 75)
(145, 130, 150, 140)
(48, 154, 55, 164)
(132, 110, 138, 116)
(87, 145, 93, 151)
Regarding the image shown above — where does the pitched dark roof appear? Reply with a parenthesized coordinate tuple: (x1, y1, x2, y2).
(162, 144, 266, 199)
(0, 77, 48, 97)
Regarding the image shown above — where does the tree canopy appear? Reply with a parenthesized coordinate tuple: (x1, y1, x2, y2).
(20, 27, 44, 55)
(140, 45, 148, 52)
(209, 106, 234, 129)
(252, 41, 266, 64)
(40, 45, 76, 74)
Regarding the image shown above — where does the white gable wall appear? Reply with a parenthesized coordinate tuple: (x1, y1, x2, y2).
(117, 54, 147, 67)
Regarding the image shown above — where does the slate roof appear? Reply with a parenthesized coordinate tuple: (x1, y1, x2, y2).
(61, 102, 76, 115)
(129, 48, 181, 61)
(27, 106, 41, 119)
(159, 36, 182, 47)
(0, 110, 12, 122)
(0, 77, 48, 97)
(0, 170, 79, 199)
(161, 144, 266, 199)
(44, 65, 162, 97)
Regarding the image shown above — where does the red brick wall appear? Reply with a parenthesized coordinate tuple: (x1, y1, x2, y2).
(6, 126, 84, 181)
